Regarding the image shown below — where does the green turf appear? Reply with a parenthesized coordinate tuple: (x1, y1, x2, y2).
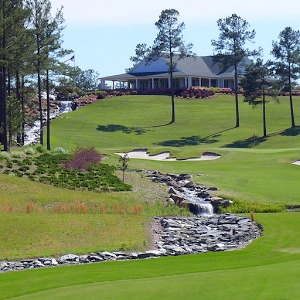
(1, 94, 300, 299)
(1, 213, 300, 299)
(49, 95, 300, 204)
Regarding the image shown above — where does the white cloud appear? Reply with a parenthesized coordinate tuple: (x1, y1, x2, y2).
(51, 0, 300, 25)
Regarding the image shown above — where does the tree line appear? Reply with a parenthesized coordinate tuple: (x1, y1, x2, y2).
(130, 10, 300, 134)
(0, 0, 100, 152)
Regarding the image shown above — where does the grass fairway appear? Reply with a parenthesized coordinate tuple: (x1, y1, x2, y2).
(1, 94, 300, 299)
(1, 213, 300, 299)
(50, 95, 300, 204)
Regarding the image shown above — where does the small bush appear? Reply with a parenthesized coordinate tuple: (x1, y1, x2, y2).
(219, 199, 285, 213)
(95, 90, 107, 99)
(6, 161, 13, 168)
(25, 147, 36, 155)
(34, 145, 47, 153)
(10, 151, 25, 159)
(61, 147, 102, 171)
(0, 151, 10, 160)
(53, 147, 68, 154)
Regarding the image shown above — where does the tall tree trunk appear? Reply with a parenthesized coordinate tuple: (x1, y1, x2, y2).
(0, 65, 7, 151)
(170, 51, 175, 124)
(234, 63, 240, 128)
(288, 66, 295, 128)
(37, 67, 43, 145)
(0, 1, 7, 151)
(46, 69, 50, 150)
(21, 75, 25, 145)
(16, 71, 21, 145)
(262, 87, 267, 137)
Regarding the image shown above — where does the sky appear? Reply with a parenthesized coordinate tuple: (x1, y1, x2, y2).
(51, 0, 300, 78)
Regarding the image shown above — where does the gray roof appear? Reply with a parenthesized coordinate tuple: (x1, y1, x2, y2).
(100, 55, 236, 81)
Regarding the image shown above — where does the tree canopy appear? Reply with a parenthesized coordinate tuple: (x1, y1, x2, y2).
(270, 26, 300, 128)
(212, 13, 257, 128)
(130, 8, 194, 123)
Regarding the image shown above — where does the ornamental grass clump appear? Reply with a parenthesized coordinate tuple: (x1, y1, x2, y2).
(61, 147, 101, 171)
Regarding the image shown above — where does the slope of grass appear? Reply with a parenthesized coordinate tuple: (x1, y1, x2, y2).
(0, 171, 186, 261)
(49, 95, 300, 205)
(50, 95, 300, 152)
(1, 213, 300, 299)
(1, 94, 300, 299)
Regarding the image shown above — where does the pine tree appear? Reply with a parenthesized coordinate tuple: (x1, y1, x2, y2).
(212, 14, 257, 128)
(240, 59, 275, 137)
(0, 0, 31, 150)
(130, 9, 194, 123)
(27, 0, 71, 149)
(270, 27, 300, 128)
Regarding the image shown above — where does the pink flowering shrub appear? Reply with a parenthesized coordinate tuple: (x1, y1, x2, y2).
(61, 147, 102, 171)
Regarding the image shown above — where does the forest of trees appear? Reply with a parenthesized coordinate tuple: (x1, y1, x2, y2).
(0, 0, 101, 151)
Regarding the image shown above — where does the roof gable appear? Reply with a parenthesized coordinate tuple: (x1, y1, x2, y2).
(128, 55, 235, 78)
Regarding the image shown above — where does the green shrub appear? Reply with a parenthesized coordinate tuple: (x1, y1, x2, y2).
(0, 151, 10, 160)
(53, 147, 68, 154)
(6, 160, 13, 168)
(96, 90, 107, 99)
(10, 151, 25, 159)
(34, 145, 47, 153)
(24, 147, 36, 155)
(219, 199, 285, 213)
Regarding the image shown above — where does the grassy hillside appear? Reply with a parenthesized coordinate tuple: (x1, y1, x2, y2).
(50, 95, 300, 204)
(50, 95, 300, 151)
(1, 213, 300, 299)
(1, 94, 300, 299)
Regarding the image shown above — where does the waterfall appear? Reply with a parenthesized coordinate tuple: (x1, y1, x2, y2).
(24, 121, 40, 145)
(24, 102, 73, 145)
(182, 188, 214, 215)
(59, 101, 74, 113)
(194, 202, 214, 215)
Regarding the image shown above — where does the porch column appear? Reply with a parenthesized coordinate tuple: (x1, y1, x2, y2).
(220, 79, 224, 88)
(100, 79, 105, 89)
(187, 77, 192, 88)
(135, 79, 139, 89)
(168, 78, 171, 88)
(209, 79, 211, 88)
(152, 78, 154, 89)
(184, 77, 188, 87)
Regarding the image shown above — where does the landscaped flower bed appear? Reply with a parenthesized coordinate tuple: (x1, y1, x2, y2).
(0, 147, 131, 192)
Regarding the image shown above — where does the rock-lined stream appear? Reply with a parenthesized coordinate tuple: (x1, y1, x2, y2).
(0, 214, 262, 272)
(0, 170, 263, 273)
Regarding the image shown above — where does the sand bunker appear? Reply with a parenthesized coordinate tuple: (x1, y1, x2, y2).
(115, 149, 221, 161)
(292, 161, 300, 165)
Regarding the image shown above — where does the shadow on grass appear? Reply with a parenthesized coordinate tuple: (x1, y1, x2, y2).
(280, 126, 300, 136)
(97, 124, 149, 135)
(156, 127, 234, 147)
(156, 135, 219, 147)
(223, 135, 268, 148)
(151, 120, 176, 128)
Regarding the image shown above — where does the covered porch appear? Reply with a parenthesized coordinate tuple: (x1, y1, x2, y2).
(99, 73, 229, 90)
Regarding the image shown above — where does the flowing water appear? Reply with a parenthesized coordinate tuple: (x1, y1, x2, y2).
(24, 101, 76, 145)
(182, 187, 214, 215)
(59, 101, 74, 113)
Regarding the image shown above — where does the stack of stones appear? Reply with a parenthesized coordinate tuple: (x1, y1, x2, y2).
(141, 170, 233, 213)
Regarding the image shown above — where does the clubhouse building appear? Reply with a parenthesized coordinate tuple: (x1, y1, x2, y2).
(99, 55, 244, 91)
